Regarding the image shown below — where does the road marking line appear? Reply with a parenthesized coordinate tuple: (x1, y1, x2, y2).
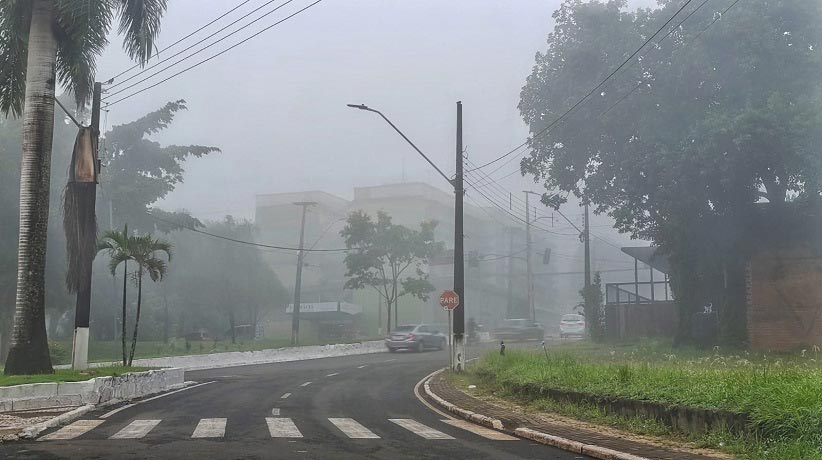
(441, 419, 518, 440)
(328, 418, 380, 439)
(266, 417, 303, 438)
(39, 420, 104, 441)
(110, 419, 161, 439)
(389, 419, 454, 439)
(99, 381, 215, 419)
(271, 408, 281, 416)
(326, 372, 339, 377)
(300, 381, 312, 387)
(357, 365, 368, 369)
(191, 418, 226, 438)
(281, 393, 291, 399)
(384, 359, 397, 362)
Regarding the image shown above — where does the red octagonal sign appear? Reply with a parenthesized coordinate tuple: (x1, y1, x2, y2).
(439, 290, 460, 311)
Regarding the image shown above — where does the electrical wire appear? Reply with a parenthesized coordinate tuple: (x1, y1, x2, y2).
(105, 0, 324, 107)
(104, 0, 298, 98)
(106, 0, 258, 84)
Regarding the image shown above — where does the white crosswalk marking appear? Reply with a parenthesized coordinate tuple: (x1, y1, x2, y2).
(389, 419, 454, 439)
(328, 418, 380, 439)
(110, 419, 161, 439)
(300, 381, 312, 387)
(266, 417, 303, 438)
(191, 418, 226, 438)
(440, 419, 518, 440)
(39, 420, 104, 441)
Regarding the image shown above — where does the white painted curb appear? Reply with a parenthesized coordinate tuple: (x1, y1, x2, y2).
(422, 368, 651, 460)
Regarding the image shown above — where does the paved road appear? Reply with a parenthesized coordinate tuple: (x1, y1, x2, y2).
(0, 345, 589, 460)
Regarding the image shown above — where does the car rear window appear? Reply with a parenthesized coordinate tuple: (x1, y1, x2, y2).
(393, 325, 416, 332)
(502, 319, 529, 327)
(562, 314, 584, 321)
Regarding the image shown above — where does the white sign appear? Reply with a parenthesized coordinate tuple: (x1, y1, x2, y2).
(286, 302, 362, 315)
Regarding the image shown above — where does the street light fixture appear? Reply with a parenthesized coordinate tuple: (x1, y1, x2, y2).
(347, 102, 466, 372)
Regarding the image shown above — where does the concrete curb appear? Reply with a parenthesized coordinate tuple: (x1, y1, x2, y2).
(17, 404, 96, 440)
(422, 368, 651, 460)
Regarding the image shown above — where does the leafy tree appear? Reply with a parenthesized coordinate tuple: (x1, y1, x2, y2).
(518, 0, 822, 344)
(97, 228, 171, 366)
(100, 100, 220, 233)
(340, 211, 442, 333)
(1, 0, 168, 375)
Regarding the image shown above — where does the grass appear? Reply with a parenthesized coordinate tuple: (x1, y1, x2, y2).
(0, 366, 150, 387)
(48, 336, 377, 366)
(463, 340, 822, 460)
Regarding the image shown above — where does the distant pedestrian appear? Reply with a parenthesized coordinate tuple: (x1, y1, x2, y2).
(500, 340, 506, 356)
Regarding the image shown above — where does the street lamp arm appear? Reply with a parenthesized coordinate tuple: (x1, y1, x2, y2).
(347, 103, 453, 187)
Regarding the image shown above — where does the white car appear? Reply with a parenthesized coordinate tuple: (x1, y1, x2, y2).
(559, 314, 586, 338)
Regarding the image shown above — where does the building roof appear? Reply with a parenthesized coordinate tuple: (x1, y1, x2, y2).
(621, 246, 671, 274)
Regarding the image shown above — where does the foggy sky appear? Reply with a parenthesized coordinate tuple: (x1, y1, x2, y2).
(94, 0, 656, 221)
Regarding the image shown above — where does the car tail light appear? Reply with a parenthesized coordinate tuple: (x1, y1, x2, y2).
(407, 333, 416, 341)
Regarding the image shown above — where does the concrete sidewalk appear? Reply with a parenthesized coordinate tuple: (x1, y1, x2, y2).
(423, 370, 727, 460)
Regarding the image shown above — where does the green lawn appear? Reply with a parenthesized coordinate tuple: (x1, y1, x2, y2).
(466, 340, 822, 460)
(0, 366, 150, 387)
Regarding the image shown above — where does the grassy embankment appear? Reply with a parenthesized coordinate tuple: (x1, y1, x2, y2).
(463, 340, 822, 460)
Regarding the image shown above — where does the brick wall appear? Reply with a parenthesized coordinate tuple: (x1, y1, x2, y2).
(748, 248, 822, 350)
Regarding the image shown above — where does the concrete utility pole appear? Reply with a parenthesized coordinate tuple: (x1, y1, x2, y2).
(524, 191, 541, 322)
(584, 202, 591, 288)
(71, 82, 102, 370)
(291, 201, 316, 346)
(453, 101, 465, 372)
(506, 228, 514, 318)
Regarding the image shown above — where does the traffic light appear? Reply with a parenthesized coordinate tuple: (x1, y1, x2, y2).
(543, 248, 551, 265)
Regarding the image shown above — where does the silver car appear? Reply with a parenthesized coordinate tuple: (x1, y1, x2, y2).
(385, 324, 446, 353)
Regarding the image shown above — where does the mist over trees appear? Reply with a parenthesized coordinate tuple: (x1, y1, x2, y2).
(519, 0, 822, 345)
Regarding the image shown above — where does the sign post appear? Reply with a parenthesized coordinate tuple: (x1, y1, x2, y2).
(439, 290, 460, 370)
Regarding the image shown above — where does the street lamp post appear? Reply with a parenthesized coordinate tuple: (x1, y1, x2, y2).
(347, 102, 466, 372)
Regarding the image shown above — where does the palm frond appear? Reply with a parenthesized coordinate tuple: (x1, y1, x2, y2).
(143, 256, 167, 282)
(54, 0, 113, 108)
(107, 250, 130, 276)
(0, 0, 31, 117)
(116, 0, 167, 64)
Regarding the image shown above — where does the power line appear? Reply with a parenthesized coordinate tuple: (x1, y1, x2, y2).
(104, 0, 298, 98)
(466, 0, 697, 173)
(105, 0, 324, 107)
(148, 211, 353, 252)
(106, 0, 258, 83)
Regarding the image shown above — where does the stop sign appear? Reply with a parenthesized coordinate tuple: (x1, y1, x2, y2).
(439, 290, 460, 311)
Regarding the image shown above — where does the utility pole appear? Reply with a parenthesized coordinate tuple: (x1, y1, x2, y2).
(291, 201, 316, 346)
(584, 202, 591, 288)
(453, 101, 465, 372)
(71, 82, 102, 370)
(506, 228, 514, 318)
(524, 191, 539, 322)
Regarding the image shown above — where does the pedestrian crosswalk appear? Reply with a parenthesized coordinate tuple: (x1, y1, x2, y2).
(39, 416, 518, 443)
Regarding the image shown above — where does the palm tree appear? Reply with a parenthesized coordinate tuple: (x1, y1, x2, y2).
(126, 234, 171, 366)
(1, 0, 168, 374)
(97, 225, 132, 366)
(98, 228, 171, 366)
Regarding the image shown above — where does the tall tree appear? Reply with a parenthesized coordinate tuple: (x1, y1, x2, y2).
(97, 226, 131, 366)
(340, 211, 442, 333)
(125, 234, 171, 366)
(1, 0, 168, 375)
(518, 0, 822, 344)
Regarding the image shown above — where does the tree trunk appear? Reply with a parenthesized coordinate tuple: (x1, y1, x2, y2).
(386, 298, 392, 334)
(228, 309, 236, 344)
(4, 0, 58, 375)
(128, 268, 143, 367)
(162, 287, 169, 344)
(121, 261, 128, 366)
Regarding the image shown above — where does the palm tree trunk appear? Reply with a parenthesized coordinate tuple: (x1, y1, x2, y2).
(121, 261, 128, 366)
(128, 268, 143, 367)
(4, 0, 59, 375)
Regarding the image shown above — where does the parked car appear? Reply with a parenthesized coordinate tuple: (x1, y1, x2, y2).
(559, 313, 586, 338)
(385, 324, 447, 353)
(492, 318, 545, 342)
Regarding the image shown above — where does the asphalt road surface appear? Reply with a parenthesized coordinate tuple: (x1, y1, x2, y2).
(0, 343, 590, 460)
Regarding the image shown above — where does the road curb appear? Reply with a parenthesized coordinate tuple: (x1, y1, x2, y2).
(422, 368, 651, 460)
(14, 404, 95, 440)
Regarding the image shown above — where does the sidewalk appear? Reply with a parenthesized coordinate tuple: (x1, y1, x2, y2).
(423, 370, 727, 460)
